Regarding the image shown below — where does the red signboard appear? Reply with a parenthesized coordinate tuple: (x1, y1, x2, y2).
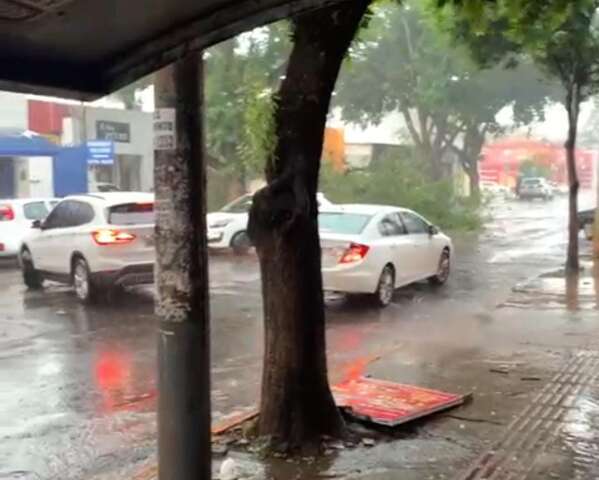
(332, 377, 466, 427)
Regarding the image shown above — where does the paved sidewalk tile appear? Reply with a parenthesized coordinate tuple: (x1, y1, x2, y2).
(457, 351, 599, 480)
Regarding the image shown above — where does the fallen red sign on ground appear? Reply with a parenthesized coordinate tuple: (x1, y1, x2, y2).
(332, 376, 466, 427)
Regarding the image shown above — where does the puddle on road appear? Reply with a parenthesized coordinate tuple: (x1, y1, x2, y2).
(502, 262, 599, 311)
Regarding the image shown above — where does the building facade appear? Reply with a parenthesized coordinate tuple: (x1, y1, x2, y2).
(0, 94, 154, 199)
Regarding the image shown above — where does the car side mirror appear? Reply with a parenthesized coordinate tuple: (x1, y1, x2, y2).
(428, 225, 439, 236)
(31, 220, 42, 229)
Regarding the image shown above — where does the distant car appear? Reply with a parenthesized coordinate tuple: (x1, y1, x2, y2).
(578, 208, 596, 240)
(90, 182, 121, 192)
(549, 181, 568, 196)
(319, 204, 453, 308)
(481, 181, 512, 199)
(207, 192, 334, 254)
(0, 198, 58, 258)
(20, 192, 155, 303)
(518, 177, 553, 201)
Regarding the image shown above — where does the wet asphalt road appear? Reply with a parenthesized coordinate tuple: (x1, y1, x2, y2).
(0, 193, 597, 480)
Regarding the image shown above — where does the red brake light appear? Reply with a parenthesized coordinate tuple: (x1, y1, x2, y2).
(339, 243, 370, 264)
(92, 229, 136, 245)
(0, 204, 15, 221)
(0, 243, 4, 252)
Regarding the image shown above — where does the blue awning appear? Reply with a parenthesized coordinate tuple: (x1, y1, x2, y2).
(0, 128, 62, 157)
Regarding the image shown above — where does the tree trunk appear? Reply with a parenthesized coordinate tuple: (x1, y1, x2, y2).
(416, 143, 444, 181)
(565, 85, 580, 272)
(154, 52, 211, 480)
(463, 127, 484, 200)
(248, 0, 370, 449)
(467, 161, 480, 199)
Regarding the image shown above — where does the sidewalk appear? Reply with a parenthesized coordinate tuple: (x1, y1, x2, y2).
(459, 350, 599, 480)
(131, 259, 599, 480)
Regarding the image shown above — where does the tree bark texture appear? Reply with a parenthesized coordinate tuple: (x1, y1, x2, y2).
(467, 160, 480, 199)
(448, 126, 484, 199)
(154, 52, 211, 480)
(565, 85, 580, 272)
(248, 0, 370, 448)
(463, 127, 484, 199)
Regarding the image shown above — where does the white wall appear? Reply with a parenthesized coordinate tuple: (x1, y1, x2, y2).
(345, 144, 373, 169)
(0, 92, 28, 130)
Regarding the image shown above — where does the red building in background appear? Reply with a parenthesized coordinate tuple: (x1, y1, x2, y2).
(27, 99, 71, 143)
(480, 137, 596, 190)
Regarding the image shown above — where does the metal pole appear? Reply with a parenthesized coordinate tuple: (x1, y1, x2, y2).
(154, 50, 211, 480)
(594, 151, 599, 258)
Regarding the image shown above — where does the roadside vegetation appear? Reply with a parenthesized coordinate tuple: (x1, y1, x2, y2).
(320, 157, 483, 231)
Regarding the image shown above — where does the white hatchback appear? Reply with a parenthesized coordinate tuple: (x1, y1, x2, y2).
(320, 204, 453, 307)
(0, 198, 59, 258)
(207, 192, 333, 254)
(20, 192, 155, 303)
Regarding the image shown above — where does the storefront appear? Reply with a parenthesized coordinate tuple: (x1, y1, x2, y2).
(29, 100, 154, 192)
(82, 110, 153, 192)
(0, 128, 86, 198)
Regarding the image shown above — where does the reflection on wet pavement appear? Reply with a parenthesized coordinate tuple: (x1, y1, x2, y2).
(505, 259, 599, 311)
(0, 194, 598, 479)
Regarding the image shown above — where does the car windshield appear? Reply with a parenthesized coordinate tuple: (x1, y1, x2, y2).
(221, 195, 253, 213)
(319, 212, 372, 234)
(108, 203, 154, 224)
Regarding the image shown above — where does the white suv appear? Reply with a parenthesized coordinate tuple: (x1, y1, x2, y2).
(20, 192, 155, 303)
(518, 177, 553, 201)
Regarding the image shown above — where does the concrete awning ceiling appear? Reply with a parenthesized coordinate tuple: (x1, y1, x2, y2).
(0, 0, 343, 99)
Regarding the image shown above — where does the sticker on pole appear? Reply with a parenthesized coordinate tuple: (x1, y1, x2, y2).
(332, 377, 467, 427)
(153, 108, 176, 150)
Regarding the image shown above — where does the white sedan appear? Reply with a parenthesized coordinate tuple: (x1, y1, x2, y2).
(0, 198, 58, 258)
(319, 204, 452, 307)
(207, 192, 333, 254)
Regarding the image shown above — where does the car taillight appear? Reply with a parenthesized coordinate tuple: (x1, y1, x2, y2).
(92, 229, 136, 245)
(0, 243, 4, 252)
(339, 243, 370, 264)
(0, 204, 14, 221)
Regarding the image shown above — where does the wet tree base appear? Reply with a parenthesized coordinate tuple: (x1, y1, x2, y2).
(212, 410, 418, 460)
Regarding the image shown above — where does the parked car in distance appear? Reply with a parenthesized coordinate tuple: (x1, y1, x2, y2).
(578, 208, 596, 240)
(518, 177, 553, 201)
(19, 192, 155, 303)
(319, 204, 452, 308)
(89, 182, 121, 192)
(481, 181, 512, 199)
(207, 192, 334, 254)
(0, 198, 58, 258)
(549, 181, 568, 196)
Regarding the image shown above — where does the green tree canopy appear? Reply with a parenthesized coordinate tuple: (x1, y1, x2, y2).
(437, 0, 599, 269)
(334, 0, 555, 193)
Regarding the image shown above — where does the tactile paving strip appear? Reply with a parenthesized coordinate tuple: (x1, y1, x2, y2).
(457, 351, 599, 480)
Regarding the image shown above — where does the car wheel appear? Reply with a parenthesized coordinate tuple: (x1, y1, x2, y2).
(72, 257, 97, 304)
(429, 250, 450, 286)
(21, 248, 43, 289)
(231, 231, 251, 255)
(372, 265, 395, 308)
